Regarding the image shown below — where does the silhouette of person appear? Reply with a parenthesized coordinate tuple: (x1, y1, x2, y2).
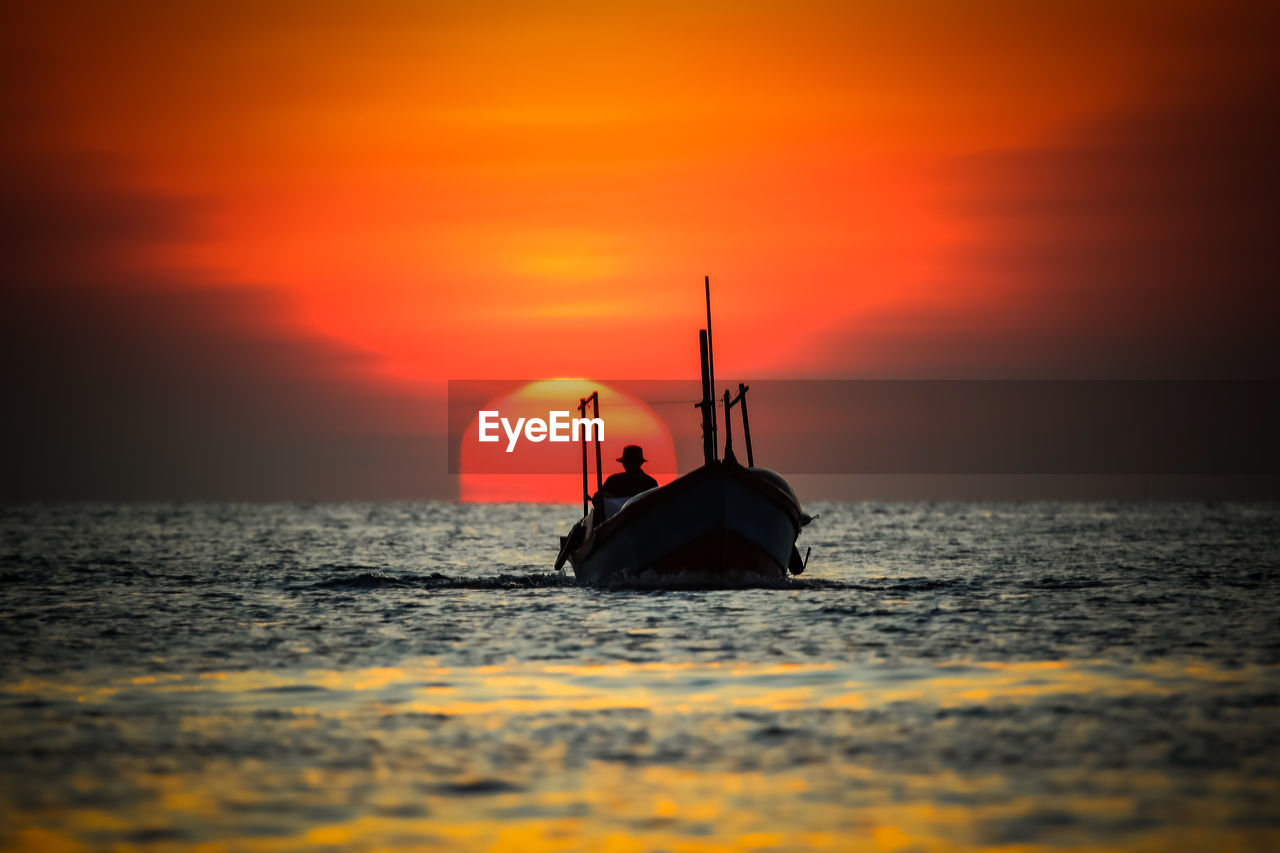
(592, 445, 658, 517)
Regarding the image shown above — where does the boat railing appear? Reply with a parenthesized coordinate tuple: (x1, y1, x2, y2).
(578, 391, 603, 517)
(722, 383, 754, 467)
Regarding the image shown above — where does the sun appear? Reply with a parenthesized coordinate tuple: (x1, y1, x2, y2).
(459, 379, 676, 503)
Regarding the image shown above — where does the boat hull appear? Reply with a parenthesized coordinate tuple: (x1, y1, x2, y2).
(568, 462, 801, 587)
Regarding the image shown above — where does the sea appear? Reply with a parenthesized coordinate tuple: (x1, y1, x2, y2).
(1, 501, 1278, 852)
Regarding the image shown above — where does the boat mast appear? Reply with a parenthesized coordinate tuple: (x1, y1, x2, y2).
(701, 275, 756, 468)
(699, 330, 714, 465)
(578, 395, 590, 516)
(704, 276, 717, 461)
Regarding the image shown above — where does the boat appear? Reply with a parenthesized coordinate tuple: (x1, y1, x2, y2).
(554, 278, 814, 587)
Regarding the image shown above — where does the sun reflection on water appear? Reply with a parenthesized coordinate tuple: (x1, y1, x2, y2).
(5, 658, 1264, 715)
(2, 658, 1278, 851)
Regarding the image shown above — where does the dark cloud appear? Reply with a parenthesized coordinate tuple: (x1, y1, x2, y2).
(0, 158, 450, 500)
(934, 39, 1280, 379)
(809, 17, 1280, 380)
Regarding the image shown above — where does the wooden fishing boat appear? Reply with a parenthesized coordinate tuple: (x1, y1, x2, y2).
(555, 278, 813, 587)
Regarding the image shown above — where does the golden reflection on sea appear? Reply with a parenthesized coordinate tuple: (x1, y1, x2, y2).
(5, 763, 1277, 852)
(2, 658, 1279, 851)
(3, 657, 1263, 715)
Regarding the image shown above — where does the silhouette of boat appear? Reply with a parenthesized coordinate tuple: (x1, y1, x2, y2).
(555, 278, 814, 587)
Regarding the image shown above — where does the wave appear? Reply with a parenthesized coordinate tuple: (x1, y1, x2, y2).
(310, 571, 414, 590)
(309, 571, 575, 591)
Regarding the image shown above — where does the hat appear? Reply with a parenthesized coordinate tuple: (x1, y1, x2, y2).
(617, 445, 647, 465)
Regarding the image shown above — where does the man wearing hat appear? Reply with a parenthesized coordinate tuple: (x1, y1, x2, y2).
(592, 445, 659, 516)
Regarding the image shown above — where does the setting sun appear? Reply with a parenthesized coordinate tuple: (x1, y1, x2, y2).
(460, 379, 676, 502)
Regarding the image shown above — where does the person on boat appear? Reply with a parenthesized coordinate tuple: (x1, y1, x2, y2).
(592, 445, 659, 518)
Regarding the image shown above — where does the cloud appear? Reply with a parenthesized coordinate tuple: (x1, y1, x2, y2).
(0, 156, 450, 500)
(806, 47, 1280, 379)
(949, 76, 1279, 370)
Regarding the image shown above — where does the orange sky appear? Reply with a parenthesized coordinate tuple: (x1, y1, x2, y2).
(2, 0, 1277, 498)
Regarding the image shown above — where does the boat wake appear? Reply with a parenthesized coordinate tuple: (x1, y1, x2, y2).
(307, 570, 927, 592)
(592, 568, 798, 590)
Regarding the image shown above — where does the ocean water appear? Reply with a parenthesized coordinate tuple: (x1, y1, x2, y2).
(1, 501, 1278, 851)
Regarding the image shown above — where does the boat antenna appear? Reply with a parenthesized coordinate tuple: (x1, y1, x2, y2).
(704, 275, 717, 461)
